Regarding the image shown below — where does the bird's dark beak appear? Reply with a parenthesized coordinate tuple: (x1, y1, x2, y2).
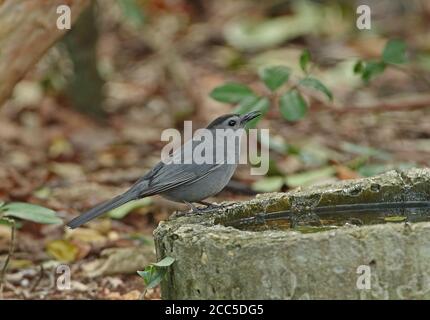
(240, 111, 262, 125)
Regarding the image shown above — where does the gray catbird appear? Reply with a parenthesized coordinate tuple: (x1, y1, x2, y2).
(67, 111, 261, 229)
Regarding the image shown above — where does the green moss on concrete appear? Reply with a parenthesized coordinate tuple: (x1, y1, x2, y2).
(154, 168, 430, 299)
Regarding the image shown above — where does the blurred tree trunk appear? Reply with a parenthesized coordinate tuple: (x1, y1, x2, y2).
(63, 1, 106, 119)
(0, 0, 90, 107)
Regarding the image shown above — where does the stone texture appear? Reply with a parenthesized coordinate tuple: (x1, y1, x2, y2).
(154, 168, 430, 299)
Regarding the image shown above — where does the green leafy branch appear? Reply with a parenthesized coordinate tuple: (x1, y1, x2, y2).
(0, 202, 62, 225)
(210, 40, 409, 123)
(137, 256, 175, 299)
(209, 49, 333, 124)
(0, 217, 15, 298)
(354, 39, 408, 83)
(0, 201, 61, 297)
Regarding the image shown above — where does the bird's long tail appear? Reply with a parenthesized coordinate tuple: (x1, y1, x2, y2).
(67, 190, 138, 229)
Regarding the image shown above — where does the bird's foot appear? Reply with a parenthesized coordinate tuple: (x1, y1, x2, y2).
(174, 210, 187, 217)
(197, 201, 218, 209)
(181, 201, 231, 215)
(184, 201, 206, 215)
(198, 201, 231, 211)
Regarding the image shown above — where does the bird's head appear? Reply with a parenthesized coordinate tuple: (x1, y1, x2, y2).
(206, 111, 262, 130)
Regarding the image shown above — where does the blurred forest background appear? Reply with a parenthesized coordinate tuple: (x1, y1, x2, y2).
(1, 0, 430, 299)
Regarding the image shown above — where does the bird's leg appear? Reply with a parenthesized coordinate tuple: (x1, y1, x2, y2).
(183, 201, 204, 214)
(197, 200, 215, 207)
(197, 201, 229, 210)
(182, 201, 227, 215)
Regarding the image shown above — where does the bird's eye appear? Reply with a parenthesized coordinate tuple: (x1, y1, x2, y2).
(228, 120, 237, 126)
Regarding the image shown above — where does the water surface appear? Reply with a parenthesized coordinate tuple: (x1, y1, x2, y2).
(225, 201, 430, 233)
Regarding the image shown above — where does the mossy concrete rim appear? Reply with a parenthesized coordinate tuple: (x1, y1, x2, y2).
(159, 168, 430, 230)
(154, 168, 430, 299)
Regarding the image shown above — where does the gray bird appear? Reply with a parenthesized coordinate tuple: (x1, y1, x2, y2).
(67, 111, 261, 229)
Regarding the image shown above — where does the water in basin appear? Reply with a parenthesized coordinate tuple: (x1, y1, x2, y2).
(224, 201, 430, 233)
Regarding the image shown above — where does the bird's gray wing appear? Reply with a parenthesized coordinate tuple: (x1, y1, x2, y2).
(136, 166, 198, 196)
(131, 136, 228, 197)
(132, 160, 224, 197)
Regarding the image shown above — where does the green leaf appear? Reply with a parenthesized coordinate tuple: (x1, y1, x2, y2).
(108, 198, 152, 219)
(137, 268, 150, 282)
(0, 218, 13, 226)
(259, 66, 291, 91)
(356, 163, 415, 177)
(353, 60, 364, 74)
(234, 95, 259, 114)
(137, 256, 175, 289)
(118, 0, 145, 27)
(285, 166, 336, 188)
(152, 256, 175, 267)
(235, 96, 269, 114)
(250, 97, 270, 115)
(137, 265, 165, 289)
(279, 90, 308, 121)
(246, 98, 269, 128)
(358, 164, 386, 177)
(0, 201, 4, 209)
(299, 77, 333, 101)
(361, 61, 386, 83)
(382, 39, 407, 64)
(299, 49, 311, 73)
(341, 142, 392, 161)
(2, 202, 62, 224)
(0, 218, 21, 228)
(235, 96, 270, 128)
(252, 176, 284, 193)
(210, 82, 254, 103)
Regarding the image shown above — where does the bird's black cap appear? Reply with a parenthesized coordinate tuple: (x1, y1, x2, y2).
(206, 114, 239, 129)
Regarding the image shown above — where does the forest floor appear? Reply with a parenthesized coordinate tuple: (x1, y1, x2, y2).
(1, 0, 430, 299)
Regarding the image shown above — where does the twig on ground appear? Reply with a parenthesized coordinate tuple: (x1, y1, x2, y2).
(29, 264, 45, 293)
(0, 218, 16, 298)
